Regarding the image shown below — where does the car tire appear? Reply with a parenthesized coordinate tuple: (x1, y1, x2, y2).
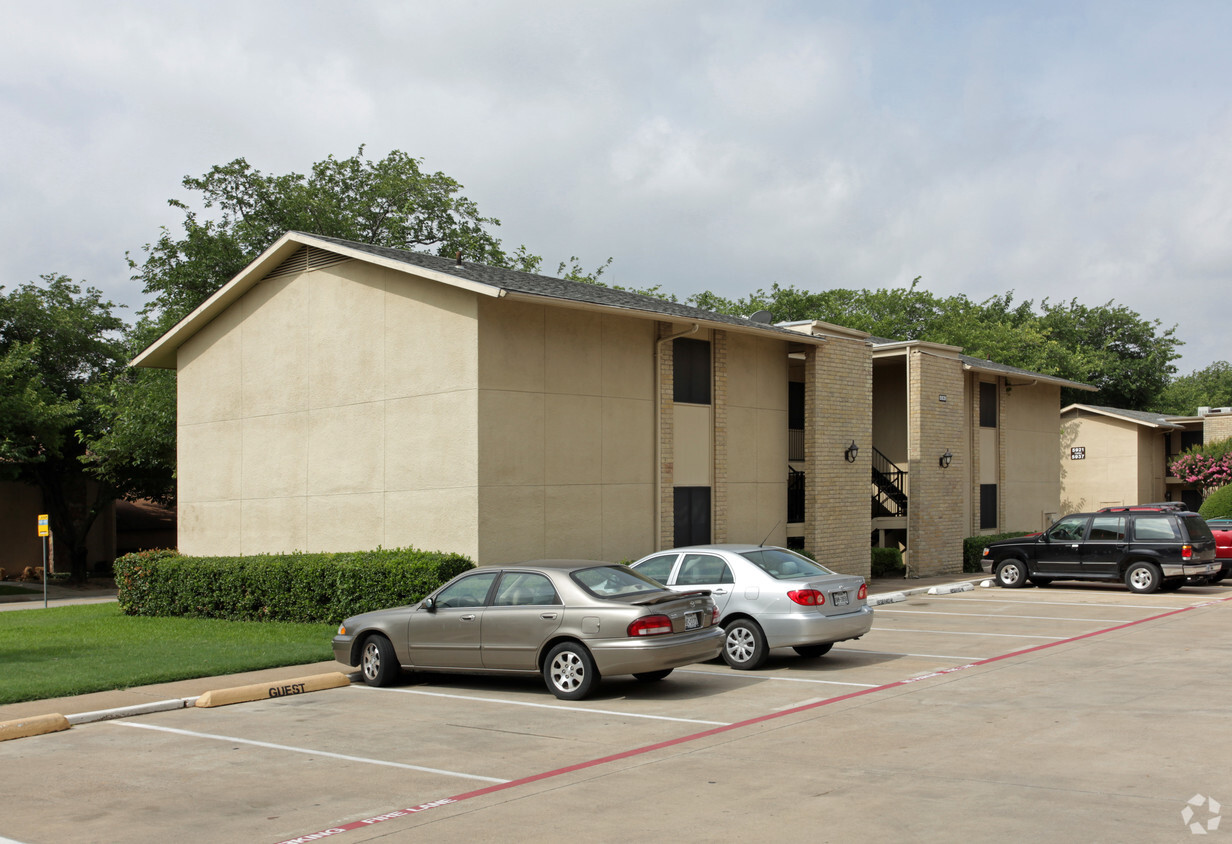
(632, 669, 673, 681)
(544, 642, 599, 700)
(994, 559, 1029, 588)
(1029, 577, 1053, 587)
(1211, 570, 1228, 584)
(360, 634, 400, 687)
(1125, 561, 1163, 594)
(722, 619, 768, 670)
(793, 643, 834, 658)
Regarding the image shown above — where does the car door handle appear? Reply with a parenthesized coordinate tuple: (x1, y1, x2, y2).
(540, 613, 558, 619)
(711, 588, 729, 595)
(459, 614, 477, 622)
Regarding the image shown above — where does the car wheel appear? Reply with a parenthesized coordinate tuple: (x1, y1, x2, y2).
(1029, 577, 1053, 587)
(360, 635, 400, 687)
(632, 669, 673, 681)
(1211, 570, 1228, 584)
(994, 559, 1029, 588)
(793, 643, 834, 658)
(722, 619, 768, 670)
(544, 642, 599, 700)
(1125, 561, 1163, 594)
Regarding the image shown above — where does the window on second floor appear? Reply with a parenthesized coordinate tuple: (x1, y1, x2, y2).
(674, 337, 711, 404)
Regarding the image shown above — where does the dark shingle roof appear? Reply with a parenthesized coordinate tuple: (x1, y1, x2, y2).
(1064, 404, 1181, 429)
(302, 233, 810, 339)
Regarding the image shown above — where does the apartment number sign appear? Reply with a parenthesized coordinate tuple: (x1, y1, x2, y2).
(1070, 447, 1086, 460)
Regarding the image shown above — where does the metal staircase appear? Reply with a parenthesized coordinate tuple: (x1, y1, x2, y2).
(872, 447, 908, 518)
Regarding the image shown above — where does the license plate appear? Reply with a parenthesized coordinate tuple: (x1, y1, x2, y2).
(684, 612, 701, 630)
(832, 591, 850, 607)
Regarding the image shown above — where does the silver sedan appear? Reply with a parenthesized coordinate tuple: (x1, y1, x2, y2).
(332, 561, 723, 700)
(631, 545, 873, 670)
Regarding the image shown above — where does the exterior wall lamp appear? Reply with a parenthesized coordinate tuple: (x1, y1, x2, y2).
(939, 449, 953, 469)
(844, 441, 859, 463)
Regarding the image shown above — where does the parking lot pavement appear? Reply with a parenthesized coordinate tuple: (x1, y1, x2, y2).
(2, 581, 1230, 843)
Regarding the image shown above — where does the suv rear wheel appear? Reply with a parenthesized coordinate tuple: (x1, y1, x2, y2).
(1124, 561, 1163, 594)
(994, 558, 1029, 588)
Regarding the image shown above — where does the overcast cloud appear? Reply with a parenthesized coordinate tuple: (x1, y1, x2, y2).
(3, 0, 1230, 373)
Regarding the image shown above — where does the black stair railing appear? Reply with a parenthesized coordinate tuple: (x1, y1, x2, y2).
(788, 466, 805, 523)
(872, 447, 908, 518)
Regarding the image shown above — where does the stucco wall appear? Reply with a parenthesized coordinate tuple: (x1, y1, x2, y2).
(1001, 383, 1063, 532)
(177, 260, 482, 557)
(1059, 414, 1145, 512)
(724, 330, 789, 546)
(475, 298, 657, 563)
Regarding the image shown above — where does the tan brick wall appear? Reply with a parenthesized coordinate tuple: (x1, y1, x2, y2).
(804, 336, 872, 577)
(712, 330, 728, 543)
(658, 323, 676, 550)
(1203, 414, 1232, 444)
(906, 350, 966, 576)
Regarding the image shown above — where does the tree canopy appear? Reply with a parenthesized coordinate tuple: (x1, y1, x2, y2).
(0, 275, 161, 579)
(687, 280, 1181, 409)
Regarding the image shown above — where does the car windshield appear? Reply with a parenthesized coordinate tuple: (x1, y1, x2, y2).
(571, 565, 666, 598)
(738, 548, 835, 579)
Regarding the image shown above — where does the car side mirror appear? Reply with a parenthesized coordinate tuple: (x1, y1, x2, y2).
(422, 596, 436, 612)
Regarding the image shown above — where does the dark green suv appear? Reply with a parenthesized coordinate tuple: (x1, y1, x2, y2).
(980, 510, 1218, 594)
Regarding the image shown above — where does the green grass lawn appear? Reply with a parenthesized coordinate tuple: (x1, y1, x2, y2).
(0, 603, 337, 705)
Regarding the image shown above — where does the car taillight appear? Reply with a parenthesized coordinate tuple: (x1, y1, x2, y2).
(628, 615, 674, 636)
(1182, 544, 1193, 560)
(857, 583, 867, 600)
(787, 589, 825, 606)
(712, 606, 720, 625)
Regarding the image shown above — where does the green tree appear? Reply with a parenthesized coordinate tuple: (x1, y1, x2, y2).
(132, 147, 559, 323)
(1157, 361, 1232, 415)
(0, 275, 141, 580)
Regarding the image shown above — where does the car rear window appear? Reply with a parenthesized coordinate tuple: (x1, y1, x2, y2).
(739, 548, 835, 579)
(1132, 515, 1182, 541)
(571, 565, 665, 598)
(1183, 516, 1215, 541)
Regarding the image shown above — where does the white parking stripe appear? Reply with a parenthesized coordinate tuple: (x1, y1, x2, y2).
(871, 626, 1068, 639)
(945, 596, 1186, 610)
(367, 687, 731, 725)
(876, 609, 1133, 623)
(672, 668, 878, 687)
(836, 649, 981, 660)
(112, 722, 508, 783)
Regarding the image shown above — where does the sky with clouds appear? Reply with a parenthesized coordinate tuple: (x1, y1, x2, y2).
(3, 1, 1230, 373)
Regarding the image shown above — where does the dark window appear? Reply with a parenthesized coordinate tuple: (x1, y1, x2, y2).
(674, 338, 711, 404)
(1132, 515, 1182, 541)
(676, 554, 734, 585)
(788, 381, 805, 429)
(1088, 516, 1126, 541)
(980, 483, 998, 530)
(673, 486, 711, 547)
(979, 382, 998, 428)
(1181, 430, 1204, 452)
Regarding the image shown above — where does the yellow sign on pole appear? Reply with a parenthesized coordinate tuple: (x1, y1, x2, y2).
(37, 514, 49, 537)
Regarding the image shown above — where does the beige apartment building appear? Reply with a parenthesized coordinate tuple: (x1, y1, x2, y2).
(133, 232, 1087, 577)
(1060, 404, 1232, 512)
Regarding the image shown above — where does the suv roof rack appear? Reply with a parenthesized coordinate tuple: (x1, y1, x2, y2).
(1097, 502, 1187, 513)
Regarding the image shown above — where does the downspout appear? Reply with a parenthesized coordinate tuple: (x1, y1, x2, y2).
(655, 323, 700, 549)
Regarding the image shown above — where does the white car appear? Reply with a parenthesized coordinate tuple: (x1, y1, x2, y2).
(631, 545, 873, 670)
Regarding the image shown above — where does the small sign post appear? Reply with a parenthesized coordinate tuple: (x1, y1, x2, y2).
(37, 514, 49, 608)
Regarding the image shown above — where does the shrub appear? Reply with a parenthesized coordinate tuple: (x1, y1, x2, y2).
(870, 547, 904, 577)
(963, 532, 1032, 573)
(1199, 484, 1232, 519)
(115, 547, 474, 624)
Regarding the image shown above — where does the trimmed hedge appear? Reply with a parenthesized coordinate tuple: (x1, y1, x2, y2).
(962, 532, 1032, 573)
(115, 548, 474, 624)
(1199, 484, 1232, 519)
(871, 547, 905, 577)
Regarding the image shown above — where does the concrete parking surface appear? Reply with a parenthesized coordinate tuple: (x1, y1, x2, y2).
(2, 579, 1230, 843)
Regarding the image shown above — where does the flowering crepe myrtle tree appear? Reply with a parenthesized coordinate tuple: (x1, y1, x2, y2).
(1169, 438, 1232, 496)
